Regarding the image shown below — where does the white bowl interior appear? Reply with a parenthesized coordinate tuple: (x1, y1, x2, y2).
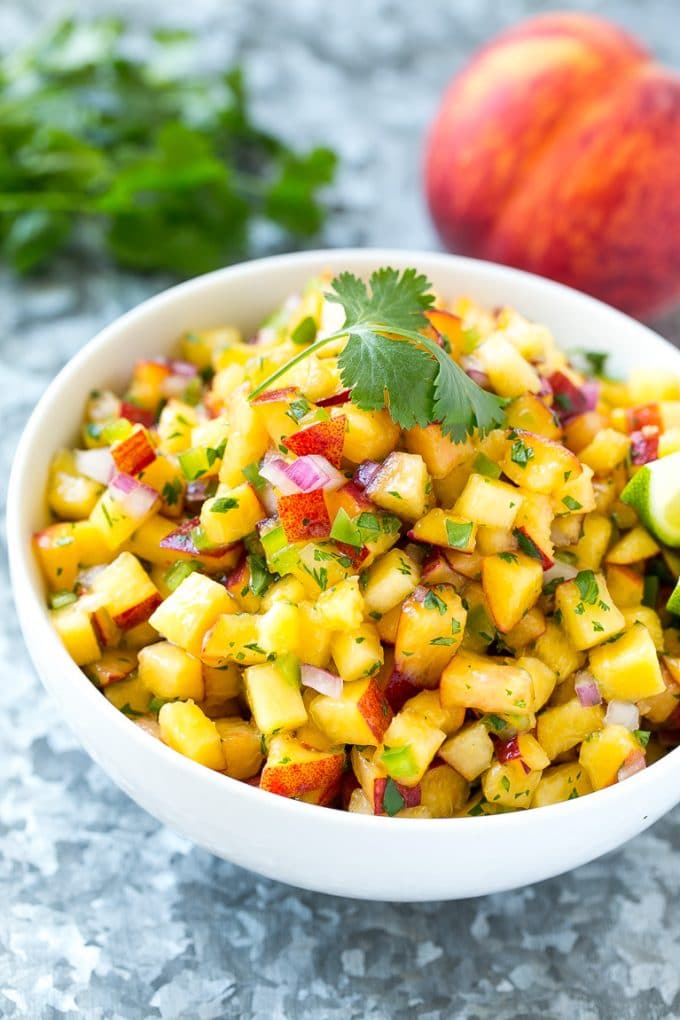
(8, 249, 680, 900)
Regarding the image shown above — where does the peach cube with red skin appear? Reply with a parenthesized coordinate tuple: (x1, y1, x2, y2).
(260, 735, 345, 800)
(91, 552, 161, 630)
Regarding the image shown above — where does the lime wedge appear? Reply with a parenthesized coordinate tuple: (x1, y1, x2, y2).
(621, 451, 680, 547)
(668, 578, 680, 616)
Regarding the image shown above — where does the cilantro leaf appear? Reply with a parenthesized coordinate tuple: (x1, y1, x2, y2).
(575, 570, 599, 605)
(339, 331, 436, 428)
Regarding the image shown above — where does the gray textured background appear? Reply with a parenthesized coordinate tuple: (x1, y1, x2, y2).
(2, 1, 680, 1018)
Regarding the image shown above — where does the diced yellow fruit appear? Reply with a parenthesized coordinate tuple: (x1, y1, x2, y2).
(454, 475, 524, 529)
(579, 429, 631, 474)
(606, 526, 661, 565)
(395, 584, 467, 686)
(518, 655, 557, 712)
(502, 430, 582, 494)
(156, 400, 198, 454)
(244, 660, 307, 735)
(482, 760, 542, 810)
(366, 452, 431, 521)
(105, 674, 152, 715)
(628, 369, 680, 404)
(404, 424, 474, 479)
(659, 427, 680, 458)
(310, 678, 391, 746)
(505, 393, 561, 440)
(579, 724, 642, 790)
(401, 689, 465, 735)
(440, 651, 533, 715)
(477, 334, 542, 397)
(605, 562, 645, 609)
(122, 621, 159, 650)
(91, 552, 160, 628)
(159, 701, 225, 771)
(214, 717, 263, 779)
(375, 603, 402, 644)
(342, 405, 400, 463)
(555, 573, 625, 650)
(296, 602, 333, 668)
(621, 607, 664, 652)
(149, 572, 235, 656)
(432, 463, 473, 507)
(47, 449, 103, 520)
(180, 325, 242, 370)
(138, 641, 204, 701)
(84, 649, 137, 688)
(351, 745, 386, 803)
(377, 710, 446, 786)
(331, 622, 383, 682)
(475, 526, 515, 555)
(513, 491, 555, 563)
(409, 509, 476, 552)
(261, 575, 307, 610)
(137, 455, 185, 518)
(51, 602, 101, 665)
(314, 577, 364, 631)
(516, 732, 551, 770)
(218, 386, 270, 486)
(420, 763, 469, 817)
(532, 762, 593, 807)
(201, 613, 264, 667)
(589, 623, 665, 702)
(535, 698, 605, 761)
(90, 487, 160, 550)
(258, 601, 301, 657)
(348, 789, 374, 814)
(481, 551, 543, 633)
(637, 660, 680, 724)
(201, 662, 242, 716)
(200, 483, 263, 546)
(574, 513, 613, 570)
(552, 463, 596, 516)
(34, 520, 113, 591)
(503, 608, 547, 651)
(362, 549, 421, 616)
(533, 620, 585, 681)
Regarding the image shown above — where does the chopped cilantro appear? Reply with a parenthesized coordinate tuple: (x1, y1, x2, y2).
(575, 570, 599, 605)
(382, 777, 405, 816)
(211, 496, 239, 513)
(423, 590, 447, 615)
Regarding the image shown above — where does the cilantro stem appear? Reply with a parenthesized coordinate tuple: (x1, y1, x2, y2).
(249, 331, 346, 398)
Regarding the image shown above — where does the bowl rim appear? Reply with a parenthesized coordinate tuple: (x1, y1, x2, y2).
(8, 246, 680, 834)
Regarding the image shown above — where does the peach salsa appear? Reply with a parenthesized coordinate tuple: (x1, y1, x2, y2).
(35, 267, 680, 818)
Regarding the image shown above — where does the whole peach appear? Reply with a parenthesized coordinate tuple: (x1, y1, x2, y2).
(425, 13, 680, 318)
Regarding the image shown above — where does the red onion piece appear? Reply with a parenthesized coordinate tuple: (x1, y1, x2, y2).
(168, 359, 198, 377)
(259, 457, 300, 495)
(575, 675, 602, 708)
(184, 477, 218, 514)
(75, 447, 115, 485)
(301, 664, 342, 698)
(317, 389, 352, 407)
(284, 454, 345, 493)
(605, 700, 640, 730)
(109, 472, 158, 519)
(617, 750, 646, 783)
(466, 369, 491, 388)
(543, 560, 579, 586)
(353, 460, 382, 490)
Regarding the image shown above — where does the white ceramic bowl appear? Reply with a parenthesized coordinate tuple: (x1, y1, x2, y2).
(8, 249, 680, 901)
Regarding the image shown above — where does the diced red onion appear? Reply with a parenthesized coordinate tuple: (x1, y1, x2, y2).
(466, 369, 491, 388)
(353, 460, 382, 490)
(259, 456, 300, 495)
(88, 390, 122, 423)
(543, 560, 579, 585)
(168, 359, 198, 377)
(617, 750, 646, 783)
(161, 362, 199, 399)
(581, 380, 600, 411)
(184, 477, 217, 514)
(285, 454, 345, 493)
(301, 664, 342, 698)
(109, 472, 158, 519)
(75, 447, 115, 485)
(575, 673, 602, 707)
(605, 700, 640, 730)
(317, 389, 352, 407)
(75, 564, 107, 592)
(258, 481, 278, 516)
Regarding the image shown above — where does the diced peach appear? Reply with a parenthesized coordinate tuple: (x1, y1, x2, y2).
(481, 551, 543, 633)
(394, 584, 466, 687)
(284, 415, 346, 467)
(502, 429, 582, 494)
(260, 735, 345, 799)
(441, 651, 533, 715)
(310, 678, 392, 746)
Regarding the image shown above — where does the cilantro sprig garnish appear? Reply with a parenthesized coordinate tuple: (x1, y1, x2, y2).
(250, 268, 507, 441)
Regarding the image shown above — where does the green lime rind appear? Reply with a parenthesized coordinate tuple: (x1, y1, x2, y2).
(621, 452, 680, 548)
(668, 578, 680, 617)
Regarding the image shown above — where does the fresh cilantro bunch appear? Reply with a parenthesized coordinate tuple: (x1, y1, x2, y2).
(251, 267, 507, 441)
(0, 19, 336, 274)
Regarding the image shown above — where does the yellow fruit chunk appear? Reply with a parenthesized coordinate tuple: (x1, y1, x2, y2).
(589, 623, 664, 702)
(310, 678, 391, 746)
(481, 551, 543, 633)
(201, 613, 264, 667)
(555, 572, 625, 650)
(51, 602, 101, 665)
(532, 762, 593, 807)
(552, 463, 597, 516)
(200, 482, 264, 546)
(439, 720, 494, 781)
(395, 584, 466, 687)
(606, 526, 661, 565)
(533, 620, 585, 681)
(574, 514, 613, 571)
(244, 660, 307, 736)
(377, 711, 446, 787)
(261, 735, 344, 801)
(503, 608, 547, 652)
(366, 451, 431, 521)
(404, 424, 474, 479)
(401, 689, 465, 736)
(34, 520, 112, 592)
(440, 651, 533, 715)
(454, 474, 524, 529)
(331, 623, 383, 682)
(505, 393, 561, 440)
(47, 449, 103, 520)
(91, 552, 161, 629)
(477, 334, 542, 397)
(214, 717, 263, 780)
(535, 698, 605, 761)
(314, 577, 364, 631)
(138, 641, 204, 701)
(149, 571, 235, 657)
(420, 763, 469, 817)
(342, 405, 400, 463)
(605, 565, 644, 609)
(156, 399, 198, 454)
(518, 655, 557, 713)
(502, 430, 581, 494)
(621, 607, 664, 652)
(201, 663, 242, 717)
(159, 701, 225, 771)
(105, 674, 152, 716)
(579, 429, 631, 475)
(482, 760, 543, 810)
(579, 725, 642, 790)
(362, 548, 421, 616)
(409, 509, 477, 552)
